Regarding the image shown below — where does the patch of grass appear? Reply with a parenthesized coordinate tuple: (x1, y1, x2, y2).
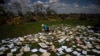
(0, 19, 100, 40)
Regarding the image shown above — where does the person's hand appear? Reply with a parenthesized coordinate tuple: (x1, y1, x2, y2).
(42, 29, 44, 31)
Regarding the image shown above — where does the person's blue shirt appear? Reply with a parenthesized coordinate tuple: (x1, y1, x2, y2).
(43, 25, 49, 31)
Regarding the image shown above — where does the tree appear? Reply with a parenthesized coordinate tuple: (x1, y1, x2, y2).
(12, 2, 22, 15)
(33, 1, 56, 15)
(46, 7, 56, 16)
(33, 1, 44, 15)
(0, 0, 6, 24)
(0, 0, 4, 4)
(0, 0, 5, 15)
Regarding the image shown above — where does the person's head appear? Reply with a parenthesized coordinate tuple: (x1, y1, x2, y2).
(42, 24, 45, 27)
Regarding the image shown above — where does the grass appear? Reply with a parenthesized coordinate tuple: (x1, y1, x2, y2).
(0, 19, 100, 40)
